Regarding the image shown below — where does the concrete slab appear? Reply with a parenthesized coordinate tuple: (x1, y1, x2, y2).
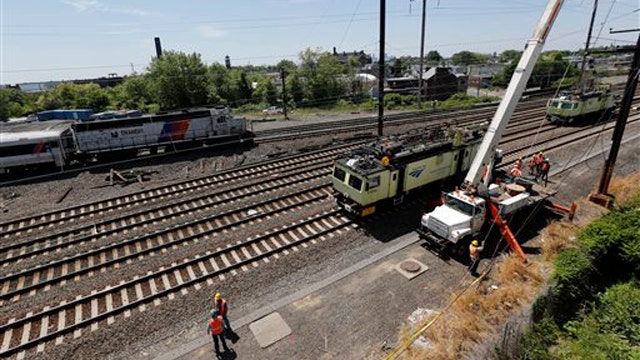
(394, 258, 429, 280)
(249, 312, 291, 348)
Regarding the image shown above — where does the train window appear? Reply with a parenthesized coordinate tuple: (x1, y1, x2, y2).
(217, 116, 226, 124)
(392, 173, 397, 181)
(550, 101, 560, 108)
(561, 102, 575, 110)
(366, 176, 380, 190)
(333, 167, 346, 181)
(348, 175, 363, 191)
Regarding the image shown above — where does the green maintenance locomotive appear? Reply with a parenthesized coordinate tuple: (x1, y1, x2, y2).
(332, 122, 489, 217)
(545, 84, 617, 124)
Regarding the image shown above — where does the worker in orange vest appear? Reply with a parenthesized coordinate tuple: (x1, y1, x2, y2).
(534, 151, 544, 176)
(207, 311, 230, 356)
(468, 240, 484, 277)
(509, 160, 522, 179)
(212, 292, 232, 333)
(540, 158, 551, 186)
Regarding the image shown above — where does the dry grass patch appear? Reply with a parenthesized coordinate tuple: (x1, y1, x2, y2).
(608, 173, 640, 206)
(402, 254, 547, 360)
(540, 221, 580, 261)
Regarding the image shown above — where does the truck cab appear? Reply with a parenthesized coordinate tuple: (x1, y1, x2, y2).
(418, 191, 486, 253)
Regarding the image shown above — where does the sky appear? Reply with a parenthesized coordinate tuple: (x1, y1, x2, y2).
(1, 0, 638, 85)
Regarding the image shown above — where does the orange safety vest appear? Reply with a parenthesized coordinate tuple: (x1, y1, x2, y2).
(209, 316, 224, 335)
(215, 298, 227, 316)
(469, 244, 481, 261)
(535, 154, 543, 165)
(510, 167, 521, 177)
(542, 161, 550, 171)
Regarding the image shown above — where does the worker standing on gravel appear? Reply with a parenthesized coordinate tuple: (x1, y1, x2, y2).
(540, 158, 551, 186)
(207, 311, 230, 356)
(468, 240, 484, 277)
(213, 292, 232, 333)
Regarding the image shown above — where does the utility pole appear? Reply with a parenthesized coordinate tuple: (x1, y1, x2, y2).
(417, 0, 427, 109)
(577, 0, 598, 92)
(378, 0, 386, 136)
(589, 33, 640, 208)
(280, 68, 288, 120)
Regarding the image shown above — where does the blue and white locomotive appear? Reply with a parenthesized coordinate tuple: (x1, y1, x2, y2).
(0, 106, 252, 174)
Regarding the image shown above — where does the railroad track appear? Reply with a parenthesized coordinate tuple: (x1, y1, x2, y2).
(0, 184, 334, 302)
(0, 145, 358, 242)
(253, 100, 547, 142)
(0, 209, 355, 358)
(0, 103, 548, 244)
(1, 91, 638, 359)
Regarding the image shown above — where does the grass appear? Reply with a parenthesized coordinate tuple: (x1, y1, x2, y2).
(608, 173, 640, 207)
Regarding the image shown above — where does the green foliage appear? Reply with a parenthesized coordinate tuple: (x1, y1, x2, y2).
(553, 316, 640, 360)
(499, 50, 522, 63)
(276, 59, 297, 74)
(33, 83, 111, 112)
(384, 93, 403, 109)
(297, 48, 349, 107)
(492, 52, 579, 88)
(391, 57, 410, 77)
(519, 317, 559, 360)
(595, 282, 640, 344)
(439, 93, 499, 108)
(548, 248, 595, 322)
(519, 201, 640, 359)
(147, 50, 209, 110)
(112, 75, 157, 112)
(451, 51, 489, 66)
(426, 50, 443, 64)
(0, 87, 35, 119)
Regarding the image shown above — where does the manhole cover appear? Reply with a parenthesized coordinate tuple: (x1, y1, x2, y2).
(400, 260, 421, 273)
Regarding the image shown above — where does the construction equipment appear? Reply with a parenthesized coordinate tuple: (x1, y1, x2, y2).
(417, 0, 575, 259)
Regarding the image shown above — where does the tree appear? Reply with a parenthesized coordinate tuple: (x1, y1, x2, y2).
(276, 59, 297, 75)
(391, 57, 410, 77)
(147, 50, 209, 110)
(73, 83, 110, 111)
(0, 88, 35, 119)
(426, 50, 443, 64)
(451, 51, 488, 66)
(298, 48, 347, 106)
(237, 70, 253, 104)
(286, 73, 305, 104)
(492, 51, 579, 88)
(498, 50, 522, 64)
(208, 63, 234, 104)
(113, 75, 157, 112)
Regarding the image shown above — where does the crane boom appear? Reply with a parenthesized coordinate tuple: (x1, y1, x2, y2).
(462, 0, 564, 190)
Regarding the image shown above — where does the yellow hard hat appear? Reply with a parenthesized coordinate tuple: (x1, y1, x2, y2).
(215, 292, 221, 300)
(471, 240, 479, 246)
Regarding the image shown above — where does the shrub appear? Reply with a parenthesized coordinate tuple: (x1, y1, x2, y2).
(595, 282, 640, 345)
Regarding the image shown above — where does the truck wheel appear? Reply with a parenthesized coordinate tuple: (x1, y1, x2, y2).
(450, 237, 472, 262)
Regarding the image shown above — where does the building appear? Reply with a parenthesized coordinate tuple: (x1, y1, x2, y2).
(332, 47, 373, 68)
(467, 64, 507, 88)
(384, 67, 460, 101)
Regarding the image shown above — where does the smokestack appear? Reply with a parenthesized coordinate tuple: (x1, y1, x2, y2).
(225, 55, 231, 69)
(154, 37, 163, 59)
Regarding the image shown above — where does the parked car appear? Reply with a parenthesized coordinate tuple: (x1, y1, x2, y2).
(262, 106, 284, 115)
